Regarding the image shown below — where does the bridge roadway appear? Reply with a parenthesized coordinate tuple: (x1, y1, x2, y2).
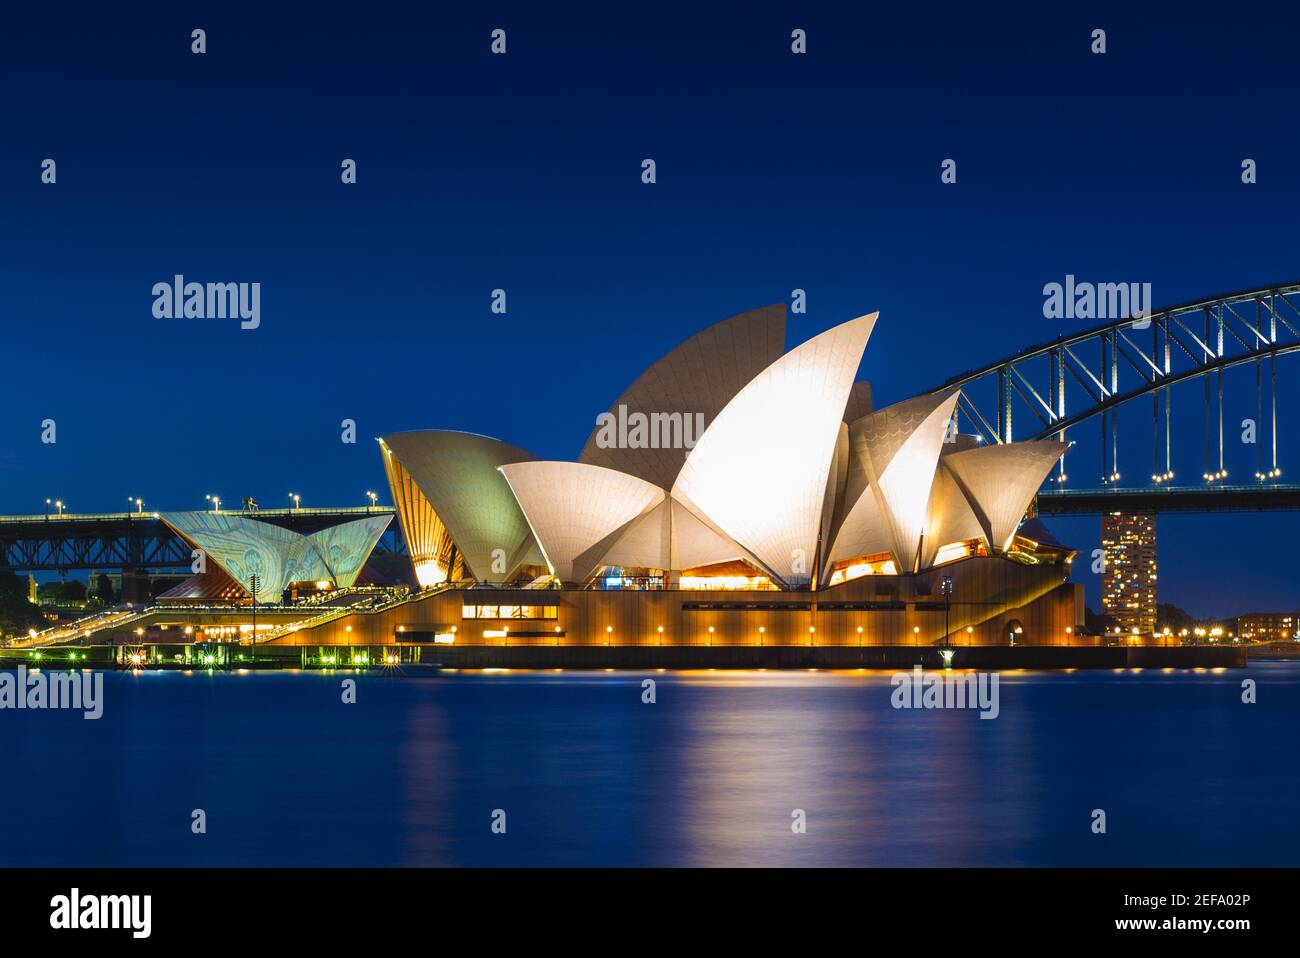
(5, 485, 1299, 569)
(0, 506, 401, 573)
(1035, 483, 1300, 515)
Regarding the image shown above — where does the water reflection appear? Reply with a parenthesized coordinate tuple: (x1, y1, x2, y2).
(0, 665, 1296, 866)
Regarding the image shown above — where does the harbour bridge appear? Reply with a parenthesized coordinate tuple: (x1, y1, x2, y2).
(0, 506, 402, 577)
(929, 281, 1300, 514)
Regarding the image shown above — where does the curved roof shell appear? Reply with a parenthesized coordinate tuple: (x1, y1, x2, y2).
(842, 381, 874, 423)
(918, 463, 987, 568)
(499, 461, 666, 584)
(827, 390, 960, 573)
(380, 430, 540, 584)
(671, 313, 877, 586)
(579, 304, 787, 490)
(582, 496, 754, 576)
(941, 440, 1068, 552)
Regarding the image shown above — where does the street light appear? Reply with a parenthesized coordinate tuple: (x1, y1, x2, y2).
(365, 491, 378, 510)
(289, 493, 301, 510)
(248, 573, 260, 667)
(128, 496, 144, 513)
(940, 575, 954, 648)
(55, 500, 65, 516)
(205, 494, 221, 512)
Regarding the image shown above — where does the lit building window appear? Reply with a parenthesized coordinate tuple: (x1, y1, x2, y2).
(462, 604, 558, 620)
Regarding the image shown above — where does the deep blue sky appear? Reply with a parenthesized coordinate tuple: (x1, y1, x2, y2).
(2, 3, 1297, 617)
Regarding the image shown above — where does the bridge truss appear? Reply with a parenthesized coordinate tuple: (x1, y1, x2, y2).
(930, 282, 1300, 486)
(0, 508, 403, 574)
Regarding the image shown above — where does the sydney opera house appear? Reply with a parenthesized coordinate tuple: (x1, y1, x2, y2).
(313, 303, 1081, 652)
(68, 304, 1080, 657)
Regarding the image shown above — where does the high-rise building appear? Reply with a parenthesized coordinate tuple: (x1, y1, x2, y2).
(1101, 511, 1157, 635)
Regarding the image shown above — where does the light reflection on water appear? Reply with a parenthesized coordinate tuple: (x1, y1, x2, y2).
(1, 664, 1296, 866)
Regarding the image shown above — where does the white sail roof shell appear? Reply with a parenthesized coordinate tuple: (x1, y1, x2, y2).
(587, 497, 753, 575)
(380, 430, 540, 583)
(826, 391, 960, 573)
(579, 304, 788, 490)
(918, 463, 987, 567)
(942, 440, 1069, 552)
(499, 461, 666, 583)
(671, 313, 877, 586)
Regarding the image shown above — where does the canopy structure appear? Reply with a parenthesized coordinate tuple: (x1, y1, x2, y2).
(160, 512, 391, 602)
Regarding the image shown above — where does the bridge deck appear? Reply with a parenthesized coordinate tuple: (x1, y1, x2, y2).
(1036, 484, 1300, 515)
(0, 507, 401, 573)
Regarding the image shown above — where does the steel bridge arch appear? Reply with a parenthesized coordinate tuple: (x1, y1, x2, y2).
(927, 281, 1300, 482)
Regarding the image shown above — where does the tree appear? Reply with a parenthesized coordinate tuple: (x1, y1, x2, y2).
(37, 579, 87, 603)
(0, 569, 45, 637)
(1084, 606, 1117, 636)
(94, 574, 116, 605)
(1157, 602, 1194, 633)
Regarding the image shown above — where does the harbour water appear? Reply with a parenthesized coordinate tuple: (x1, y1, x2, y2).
(1, 664, 1296, 866)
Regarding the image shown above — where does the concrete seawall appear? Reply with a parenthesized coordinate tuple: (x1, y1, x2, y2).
(416, 644, 1248, 670)
(0, 643, 1248, 670)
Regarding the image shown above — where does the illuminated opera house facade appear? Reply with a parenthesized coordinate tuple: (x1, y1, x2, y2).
(285, 303, 1083, 651)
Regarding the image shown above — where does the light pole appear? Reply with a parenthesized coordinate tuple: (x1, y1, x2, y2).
(940, 575, 954, 648)
(55, 500, 65, 516)
(45, 498, 51, 520)
(365, 491, 378, 511)
(289, 493, 301, 510)
(206, 494, 221, 512)
(248, 573, 259, 667)
(128, 496, 144, 514)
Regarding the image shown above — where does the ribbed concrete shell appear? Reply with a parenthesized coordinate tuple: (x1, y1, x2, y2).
(579, 304, 787, 490)
(585, 496, 754, 576)
(380, 430, 541, 585)
(826, 390, 960, 574)
(942, 440, 1069, 552)
(842, 381, 874, 422)
(918, 464, 987, 568)
(671, 313, 877, 586)
(499, 461, 666, 584)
